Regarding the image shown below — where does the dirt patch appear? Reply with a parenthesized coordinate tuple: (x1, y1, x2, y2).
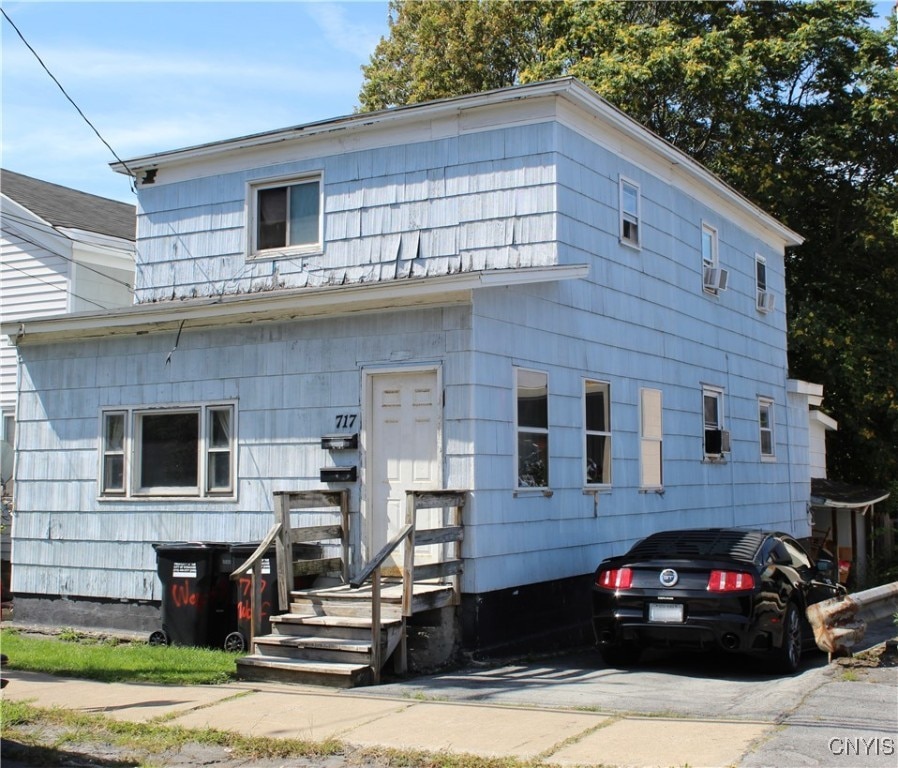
(833, 640, 898, 670)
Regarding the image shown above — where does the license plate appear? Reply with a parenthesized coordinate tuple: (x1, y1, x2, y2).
(649, 603, 684, 623)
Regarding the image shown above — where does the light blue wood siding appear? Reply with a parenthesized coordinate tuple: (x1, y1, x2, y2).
(12, 100, 809, 601)
(134, 125, 558, 302)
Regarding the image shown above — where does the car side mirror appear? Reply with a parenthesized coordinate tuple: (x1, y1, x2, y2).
(815, 559, 834, 574)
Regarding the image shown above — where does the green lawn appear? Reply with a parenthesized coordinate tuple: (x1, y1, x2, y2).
(0, 627, 241, 685)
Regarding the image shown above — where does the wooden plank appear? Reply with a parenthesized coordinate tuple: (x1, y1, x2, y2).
(292, 557, 343, 576)
(290, 525, 343, 543)
(274, 492, 291, 611)
(414, 560, 463, 581)
(414, 526, 463, 547)
(274, 490, 346, 509)
(408, 491, 466, 509)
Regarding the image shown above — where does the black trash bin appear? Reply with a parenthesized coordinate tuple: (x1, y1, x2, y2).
(225, 542, 323, 652)
(151, 542, 236, 648)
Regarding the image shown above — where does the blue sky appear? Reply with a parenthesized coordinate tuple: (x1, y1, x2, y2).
(2, 1, 391, 202)
(2, 1, 895, 205)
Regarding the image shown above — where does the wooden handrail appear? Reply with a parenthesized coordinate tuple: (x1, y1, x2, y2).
(229, 522, 282, 650)
(350, 524, 413, 588)
(231, 522, 282, 578)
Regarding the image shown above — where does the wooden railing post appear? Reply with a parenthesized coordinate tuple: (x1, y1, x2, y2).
(370, 567, 382, 683)
(273, 492, 291, 611)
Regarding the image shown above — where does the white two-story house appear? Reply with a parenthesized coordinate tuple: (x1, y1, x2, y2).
(2, 79, 821, 657)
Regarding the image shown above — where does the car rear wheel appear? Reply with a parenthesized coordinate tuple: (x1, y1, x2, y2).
(771, 602, 802, 674)
(599, 644, 642, 668)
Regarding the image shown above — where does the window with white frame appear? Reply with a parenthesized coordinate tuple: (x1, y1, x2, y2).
(759, 397, 775, 458)
(516, 368, 549, 489)
(251, 176, 321, 255)
(702, 386, 728, 457)
(701, 222, 727, 293)
(756, 255, 774, 312)
(584, 379, 611, 486)
(640, 388, 663, 489)
(100, 404, 235, 497)
(619, 177, 641, 247)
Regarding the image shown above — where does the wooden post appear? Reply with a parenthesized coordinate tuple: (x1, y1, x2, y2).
(250, 557, 262, 648)
(370, 567, 382, 684)
(274, 492, 291, 611)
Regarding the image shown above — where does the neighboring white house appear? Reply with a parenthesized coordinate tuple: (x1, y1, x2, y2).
(1, 80, 826, 650)
(0, 170, 135, 593)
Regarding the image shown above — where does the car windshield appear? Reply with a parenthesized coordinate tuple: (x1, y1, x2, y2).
(627, 529, 766, 563)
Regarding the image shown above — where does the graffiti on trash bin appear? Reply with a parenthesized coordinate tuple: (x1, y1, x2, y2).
(237, 575, 272, 621)
(170, 579, 207, 609)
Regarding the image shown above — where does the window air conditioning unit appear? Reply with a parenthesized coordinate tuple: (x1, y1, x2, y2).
(757, 291, 775, 313)
(703, 267, 729, 292)
(705, 429, 731, 455)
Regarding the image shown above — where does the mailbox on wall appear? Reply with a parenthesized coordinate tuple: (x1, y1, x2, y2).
(320, 466, 357, 483)
(321, 433, 359, 450)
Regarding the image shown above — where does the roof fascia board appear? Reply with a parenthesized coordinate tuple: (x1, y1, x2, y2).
(114, 80, 574, 177)
(3, 264, 588, 346)
(1, 194, 69, 256)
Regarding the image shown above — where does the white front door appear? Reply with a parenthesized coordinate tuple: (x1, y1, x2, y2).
(366, 368, 441, 564)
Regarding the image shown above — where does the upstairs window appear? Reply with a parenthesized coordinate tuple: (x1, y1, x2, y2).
(100, 404, 235, 498)
(251, 176, 321, 255)
(756, 255, 775, 313)
(759, 398, 775, 459)
(516, 368, 549, 489)
(619, 177, 641, 247)
(584, 379, 611, 486)
(702, 222, 728, 293)
(703, 386, 729, 458)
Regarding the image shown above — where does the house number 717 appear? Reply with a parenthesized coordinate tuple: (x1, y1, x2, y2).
(335, 414, 357, 429)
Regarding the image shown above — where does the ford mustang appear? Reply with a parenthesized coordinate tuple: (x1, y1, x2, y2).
(592, 528, 845, 673)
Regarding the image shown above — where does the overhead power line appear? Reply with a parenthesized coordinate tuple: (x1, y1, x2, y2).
(1, 7, 137, 193)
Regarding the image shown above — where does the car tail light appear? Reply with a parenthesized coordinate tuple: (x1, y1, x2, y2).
(707, 570, 755, 592)
(596, 567, 633, 590)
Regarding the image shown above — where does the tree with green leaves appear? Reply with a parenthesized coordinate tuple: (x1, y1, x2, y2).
(360, 0, 898, 495)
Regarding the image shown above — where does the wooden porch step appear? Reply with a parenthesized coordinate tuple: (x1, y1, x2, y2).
(290, 582, 457, 615)
(252, 634, 371, 664)
(270, 613, 402, 641)
(235, 655, 372, 688)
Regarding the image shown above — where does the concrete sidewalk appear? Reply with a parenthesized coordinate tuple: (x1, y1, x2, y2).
(2, 669, 774, 768)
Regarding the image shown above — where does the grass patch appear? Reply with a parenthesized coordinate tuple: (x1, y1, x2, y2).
(1, 627, 241, 685)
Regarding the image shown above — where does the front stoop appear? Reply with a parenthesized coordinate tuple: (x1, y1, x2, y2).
(236, 581, 454, 687)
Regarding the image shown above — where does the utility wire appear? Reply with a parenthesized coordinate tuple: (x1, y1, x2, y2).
(1, 7, 138, 193)
(2, 224, 135, 295)
(1, 211, 135, 292)
(2, 259, 116, 312)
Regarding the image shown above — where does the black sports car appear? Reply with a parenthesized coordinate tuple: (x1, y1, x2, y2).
(592, 528, 845, 673)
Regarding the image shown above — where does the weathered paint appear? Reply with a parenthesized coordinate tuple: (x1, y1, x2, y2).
(8, 81, 815, 616)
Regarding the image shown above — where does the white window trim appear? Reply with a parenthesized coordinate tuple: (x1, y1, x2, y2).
(702, 385, 728, 460)
(514, 367, 550, 491)
(247, 172, 324, 259)
(701, 222, 727, 294)
(759, 396, 776, 461)
(619, 176, 641, 249)
(756, 254, 774, 313)
(583, 378, 612, 489)
(639, 387, 663, 491)
(98, 402, 237, 500)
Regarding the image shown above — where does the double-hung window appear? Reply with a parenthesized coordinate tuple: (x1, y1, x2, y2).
(251, 176, 321, 256)
(516, 369, 549, 489)
(756, 255, 774, 312)
(702, 222, 727, 293)
(759, 398, 776, 459)
(100, 404, 236, 498)
(702, 386, 728, 457)
(619, 177, 641, 247)
(584, 379, 611, 486)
